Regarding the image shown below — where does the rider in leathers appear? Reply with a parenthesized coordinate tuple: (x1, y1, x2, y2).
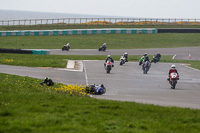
(168, 64, 179, 81)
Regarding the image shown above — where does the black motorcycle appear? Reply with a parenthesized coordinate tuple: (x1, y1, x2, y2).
(151, 56, 161, 63)
(62, 45, 70, 51)
(142, 61, 151, 74)
(98, 46, 106, 51)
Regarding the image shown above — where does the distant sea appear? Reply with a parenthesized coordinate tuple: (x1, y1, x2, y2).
(0, 10, 126, 20)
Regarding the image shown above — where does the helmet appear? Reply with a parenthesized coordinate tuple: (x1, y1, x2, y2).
(44, 77, 49, 80)
(144, 53, 147, 56)
(171, 64, 176, 70)
(104, 43, 106, 45)
(125, 52, 127, 54)
(107, 55, 111, 57)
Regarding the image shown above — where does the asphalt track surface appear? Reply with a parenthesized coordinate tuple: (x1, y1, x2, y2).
(49, 47, 200, 60)
(1, 47, 200, 109)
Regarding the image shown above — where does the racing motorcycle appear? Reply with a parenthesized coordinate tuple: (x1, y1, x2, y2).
(142, 61, 151, 74)
(104, 60, 113, 73)
(169, 72, 179, 89)
(98, 46, 106, 51)
(139, 56, 144, 65)
(86, 84, 106, 95)
(62, 45, 70, 51)
(151, 56, 161, 63)
(120, 56, 126, 65)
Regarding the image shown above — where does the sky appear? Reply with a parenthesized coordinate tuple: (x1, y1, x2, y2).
(0, 0, 199, 18)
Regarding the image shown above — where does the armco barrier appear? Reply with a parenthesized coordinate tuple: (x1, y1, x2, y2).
(0, 48, 49, 55)
(0, 48, 32, 54)
(158, 28, 200, 33)
(0, 28, 157, 36)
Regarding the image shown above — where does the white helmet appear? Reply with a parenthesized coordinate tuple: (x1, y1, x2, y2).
(125, 52, 127, 54)
(171, 64, 176, 70)
(107, 55, 110, 57)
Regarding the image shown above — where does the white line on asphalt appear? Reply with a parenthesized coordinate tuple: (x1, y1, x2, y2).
(172, 54, 176, 59)
(83, 61, 89, 85)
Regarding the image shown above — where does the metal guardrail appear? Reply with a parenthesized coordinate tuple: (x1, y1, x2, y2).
(1, 18, 200, 26)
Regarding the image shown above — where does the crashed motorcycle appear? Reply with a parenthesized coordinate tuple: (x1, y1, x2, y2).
(120, 56, 126, 65)
(62, 45, 70, 51)
(86, 84, 106, 95)
(169, 72, 179, 89)
(98, 46, 106, 51)
(104, 60, 113, 73)
(142, 61, 151, 74)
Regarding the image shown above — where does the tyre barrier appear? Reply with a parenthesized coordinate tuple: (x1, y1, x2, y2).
(158, 28, 200, 33)
(0, 48, 49, 55)
(0, 28, 157, 36)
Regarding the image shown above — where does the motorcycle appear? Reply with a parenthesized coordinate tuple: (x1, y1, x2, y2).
(86, 84, 106, 95)
(98, 46, 106, 51)
(104, 60, 113, 73)
(62, 45, 70, 51)
(169, 72, 179, 89)
(120, 56, 126, 65)
(151, 56, 161, 63)
(142, 61, 151, 74)
(139, 56, 144, 65)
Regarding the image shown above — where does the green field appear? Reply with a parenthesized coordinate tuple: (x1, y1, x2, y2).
(0, 33, 200, 49)
(1, 53, 200, 70)
(1, 25, 200, 132)
(1, 73, 200, 133)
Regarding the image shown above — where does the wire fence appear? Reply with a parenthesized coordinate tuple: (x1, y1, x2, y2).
(1, 18, 200, 26)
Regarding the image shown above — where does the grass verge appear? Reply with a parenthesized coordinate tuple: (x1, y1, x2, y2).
(0, 53, 200, 70)
(0, 34, 200, 49)
(0, 73, 200, 133)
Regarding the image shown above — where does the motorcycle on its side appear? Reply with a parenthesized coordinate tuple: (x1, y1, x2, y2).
(104, 60, 113, 73)
(120, 56, 126, 65)
(169, 72, 179, 89)
(142, 61, 151, 74)
(86, 84, 106, 95)
(62, 45, 70, 51)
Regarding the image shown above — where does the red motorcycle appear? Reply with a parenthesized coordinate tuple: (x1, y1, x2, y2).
(104, 60, 113, 73)
(169, 72, 179, 89)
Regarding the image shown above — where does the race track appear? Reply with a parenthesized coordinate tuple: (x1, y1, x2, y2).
(49, 47, 200, 60)
(1, 47, 200, 109)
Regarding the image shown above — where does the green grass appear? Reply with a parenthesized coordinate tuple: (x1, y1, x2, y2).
(1, 24, 200, 31)
(1, 53, 200, 70)
(0, 73, 200, 133)
(0, 33, 200, 49)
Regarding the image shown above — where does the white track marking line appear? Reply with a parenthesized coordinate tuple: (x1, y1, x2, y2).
(172, 54, 176, 59)
(83, 61, 89, 85)
(181, 64, 200, 72)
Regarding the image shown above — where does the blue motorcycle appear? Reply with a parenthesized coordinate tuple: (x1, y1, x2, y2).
(86, 84, 106, 95)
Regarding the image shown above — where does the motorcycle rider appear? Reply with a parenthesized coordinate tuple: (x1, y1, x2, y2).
(102, 43, 106, 50)
(123, 52, 128, 62)
(105, 55, 114, 63)
(40, 77, 54, 86)
(167, 64, 179, 81)
(151, 52, 161, 63)
(143, 53, 150, 62)
(139, 53, 149, 65)
(63, 43, 70, 49)
(105, 55, 114, 67)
